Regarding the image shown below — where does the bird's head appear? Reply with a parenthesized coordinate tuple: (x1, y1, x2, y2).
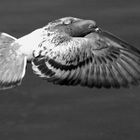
(45, 17, 101, 37)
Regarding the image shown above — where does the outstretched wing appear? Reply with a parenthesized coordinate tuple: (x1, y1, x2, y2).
(32, 31, 140, 88)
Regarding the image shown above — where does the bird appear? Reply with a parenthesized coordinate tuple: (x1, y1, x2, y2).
(0, 17, 140, 90)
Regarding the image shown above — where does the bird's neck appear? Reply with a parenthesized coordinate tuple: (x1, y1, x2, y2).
(50, 32, 71, 46)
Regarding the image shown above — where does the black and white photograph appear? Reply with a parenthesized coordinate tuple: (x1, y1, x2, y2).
(0, 0, 140, 139)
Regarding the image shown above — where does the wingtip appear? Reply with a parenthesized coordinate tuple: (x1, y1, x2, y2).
(101, 31, 140, 55)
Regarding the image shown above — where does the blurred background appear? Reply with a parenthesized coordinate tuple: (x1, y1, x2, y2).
(0, 0, 140, 139)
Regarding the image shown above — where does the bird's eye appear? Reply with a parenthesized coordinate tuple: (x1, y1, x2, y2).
(63, 19, 73, 25)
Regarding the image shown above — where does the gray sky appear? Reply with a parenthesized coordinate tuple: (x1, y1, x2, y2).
(0, 0, 140, 139)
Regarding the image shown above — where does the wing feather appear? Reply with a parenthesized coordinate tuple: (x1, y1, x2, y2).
(32, 31, 140, 88)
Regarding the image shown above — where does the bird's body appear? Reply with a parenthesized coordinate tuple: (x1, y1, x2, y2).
(14, 28, 43, 60)
(0, 17, 140, 89)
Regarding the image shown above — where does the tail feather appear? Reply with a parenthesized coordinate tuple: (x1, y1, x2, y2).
(0, 33, 27, 90)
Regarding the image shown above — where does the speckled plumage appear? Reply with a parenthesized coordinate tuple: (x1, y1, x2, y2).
(32, 17, 140, 88)
(0, 17, 140, 89)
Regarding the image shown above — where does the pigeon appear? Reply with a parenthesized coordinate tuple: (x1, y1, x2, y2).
(0, 17, 140, 89)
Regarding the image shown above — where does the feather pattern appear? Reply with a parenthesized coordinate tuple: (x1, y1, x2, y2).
(32, 18, 140, 88)
(32, 31, 140, 88)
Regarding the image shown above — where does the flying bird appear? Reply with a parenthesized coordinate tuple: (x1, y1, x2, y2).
(0, 17, 140, 90)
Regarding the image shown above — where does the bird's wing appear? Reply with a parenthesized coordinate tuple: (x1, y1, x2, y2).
(32, 31, 140, 88)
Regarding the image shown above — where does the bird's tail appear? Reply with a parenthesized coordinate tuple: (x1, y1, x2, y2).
(0, 32, 27, 90)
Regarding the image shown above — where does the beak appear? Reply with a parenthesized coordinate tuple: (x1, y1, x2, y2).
(94, 27, 102, 33)
(87, 21, 102, 32)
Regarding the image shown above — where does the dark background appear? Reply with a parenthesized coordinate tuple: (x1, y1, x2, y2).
(0, 0, 140, 139)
